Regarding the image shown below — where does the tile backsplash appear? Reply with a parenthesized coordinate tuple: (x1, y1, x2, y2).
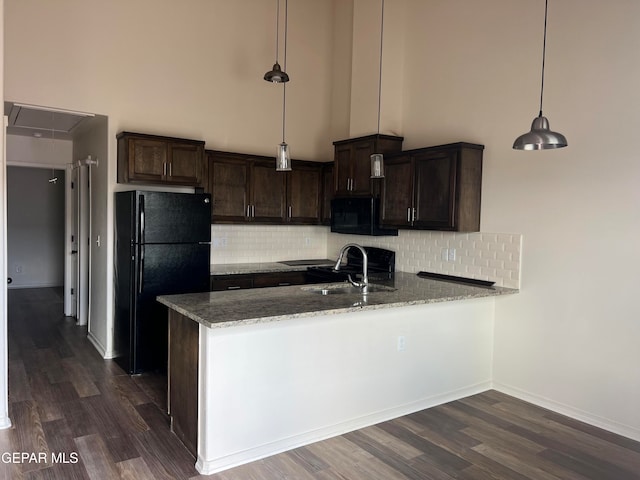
(211, 225, 329, 263)
(211, 225, 522, 289)
(326, 230, 522, 289)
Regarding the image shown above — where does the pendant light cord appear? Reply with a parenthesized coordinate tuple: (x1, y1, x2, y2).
(282, 0, 288, 143)
(376, 0, 385, 135)
(539, 0, 548, 117)
(274, 0, 280, 63)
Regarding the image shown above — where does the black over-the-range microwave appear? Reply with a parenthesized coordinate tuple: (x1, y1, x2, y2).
(330, 197, 398, 236)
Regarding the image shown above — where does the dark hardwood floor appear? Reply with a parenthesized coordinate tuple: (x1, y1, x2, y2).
(2, 287, 639, 479)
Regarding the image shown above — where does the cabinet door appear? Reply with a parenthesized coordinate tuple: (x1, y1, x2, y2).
(210, 274, 254, 291)
(209, 153, 249, 223)
(287, 162, 322, 224)
(321, 162, 334, 225)
(333, 144, 353, 196)
(168, 143, 204, 186)
(252, 271, 307, 288)
(380, 154, 413, 227)
(250, 158, 286, 223)
(128, 137, 167, 183)
(350, 139, 375, 196)
(413, 150, 457, 230)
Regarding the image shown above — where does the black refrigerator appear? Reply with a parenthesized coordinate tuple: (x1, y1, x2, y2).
(114, 190, 211, 374)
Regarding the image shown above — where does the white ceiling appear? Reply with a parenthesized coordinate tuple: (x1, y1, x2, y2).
(3, 102, 94, 140)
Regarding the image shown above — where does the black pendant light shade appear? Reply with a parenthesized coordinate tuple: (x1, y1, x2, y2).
(513, 0, 567, 151)
(264, 0, 290, 83)
(264, 62, 289, 83)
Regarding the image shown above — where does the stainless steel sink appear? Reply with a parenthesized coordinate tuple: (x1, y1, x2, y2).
(302, 282, 396, 295)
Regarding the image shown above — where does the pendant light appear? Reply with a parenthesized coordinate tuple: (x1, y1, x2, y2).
(276, 84, 291, 171)
(264, 0, 290, 83)
(275, 0, 291, 171)
(513, 0, 567, 150)
(370, 0, 385, 178)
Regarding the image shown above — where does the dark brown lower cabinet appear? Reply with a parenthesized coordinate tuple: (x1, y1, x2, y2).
(168, 309, 199, 457)
(210, 271, 311, 291)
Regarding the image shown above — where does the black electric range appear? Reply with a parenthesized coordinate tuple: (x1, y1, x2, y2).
(306, 247, 395, 283)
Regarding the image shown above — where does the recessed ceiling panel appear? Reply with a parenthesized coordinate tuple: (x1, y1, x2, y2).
(4, 102, 95, 139)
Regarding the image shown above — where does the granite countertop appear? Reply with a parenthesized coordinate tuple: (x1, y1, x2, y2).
(210, 260, 334, 275)
(158, 272, 518, 329)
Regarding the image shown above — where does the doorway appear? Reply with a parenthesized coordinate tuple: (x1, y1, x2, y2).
(4, 102, 98, 327)
(6, 166, 66, 291)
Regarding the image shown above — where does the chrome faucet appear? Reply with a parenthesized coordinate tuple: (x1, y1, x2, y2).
(333, 243, 369, 293)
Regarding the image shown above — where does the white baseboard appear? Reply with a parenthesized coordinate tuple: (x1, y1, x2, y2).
(492, 382, 640, 443)
(195, 381, 491, 475)
(86, 331, 107, 358)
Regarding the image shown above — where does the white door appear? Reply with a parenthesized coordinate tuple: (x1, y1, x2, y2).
(64, 164, 78, 317)
(64, 161, 89, 325)
(77, 162, 90, 327)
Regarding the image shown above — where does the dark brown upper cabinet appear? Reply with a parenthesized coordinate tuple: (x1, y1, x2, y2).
(117, 132, 205, 187)
(321, 162, 334, 225)
(287, 161, 323, 224)
(381, 142, 483, 232)
(207, 150, 323, 225)
(207, 151, 249, 223)
(207, 150, 285, 224)
(250, 158, 287, 223)
(333, 134, 403, 197)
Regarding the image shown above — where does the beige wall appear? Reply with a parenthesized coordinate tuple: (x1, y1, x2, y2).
(4, 0, 640, 441)
(6, 136, 72, 168)
(400, 0, 640, 439)
(4, 0, 337, 160)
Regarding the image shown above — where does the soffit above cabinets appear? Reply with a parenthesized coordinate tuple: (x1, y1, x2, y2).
(4, 102, 95, 140)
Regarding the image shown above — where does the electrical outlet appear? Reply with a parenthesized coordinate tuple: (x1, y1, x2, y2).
(448, 248, 456, 262)
(15, 265, 23, 274)
(397, 335, 406, 351)
(305, 237, 311, 246)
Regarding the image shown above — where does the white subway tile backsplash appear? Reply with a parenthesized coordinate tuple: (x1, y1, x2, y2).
(210, 224, 522, 289)
(326, 230, 522, 289)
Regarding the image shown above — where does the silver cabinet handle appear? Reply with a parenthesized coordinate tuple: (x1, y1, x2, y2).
(168, 162, 172, 177)
(412, 208, 417, 222)
(246, 205, 250, 217)
(163, 162, 167, 176)
(288, 206, 292, 218)
(227, 286, 242, 290)
(407, 208, 411, 222)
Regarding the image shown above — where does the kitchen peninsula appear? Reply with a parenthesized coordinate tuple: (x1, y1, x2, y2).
(158, 273, 517, 475)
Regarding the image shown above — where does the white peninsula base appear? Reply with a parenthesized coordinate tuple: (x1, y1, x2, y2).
(192, 297, 495, 475)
